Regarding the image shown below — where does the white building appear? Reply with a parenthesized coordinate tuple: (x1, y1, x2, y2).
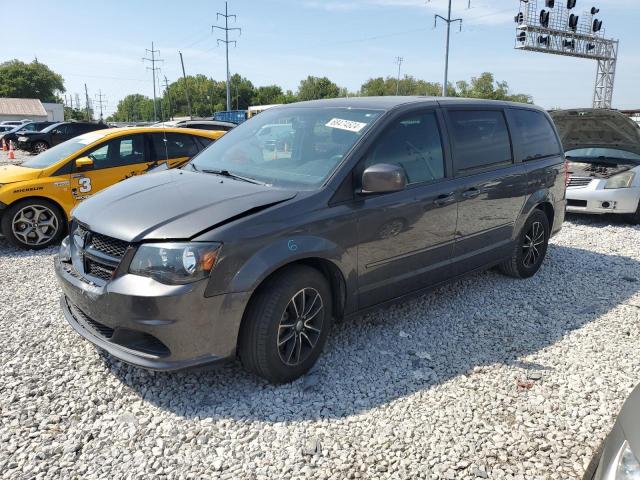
(0, 98, 64, 123)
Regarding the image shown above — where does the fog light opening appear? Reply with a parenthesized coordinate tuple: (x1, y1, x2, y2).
(601, 201, 610, 209)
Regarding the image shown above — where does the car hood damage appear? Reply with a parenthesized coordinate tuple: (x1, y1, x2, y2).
(72, 169, 297, 242)
(567, 160, 636, 180)
(550, 109, 640, 155)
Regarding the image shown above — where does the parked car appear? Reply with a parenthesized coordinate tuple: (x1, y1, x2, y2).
(583, 383, 640, 479)
(0, 127, 224, 249)
(55, 97, 566, 383)
(0, 125, 15, 134)
(551, 109, 640, 223)
(16, 121, 108, 153)
(0, 119, 31, 126)
(0, 121, 56, 146)
(177, 120, 236, 131)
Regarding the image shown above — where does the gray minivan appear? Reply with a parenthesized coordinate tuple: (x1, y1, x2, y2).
(55, 97, 566, 383)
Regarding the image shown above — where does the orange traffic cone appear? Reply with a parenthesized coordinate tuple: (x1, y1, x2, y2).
(2, 138, 7, 151)
(8, 140, 15, 160)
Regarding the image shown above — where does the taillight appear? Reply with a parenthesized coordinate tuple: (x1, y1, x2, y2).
(563, 159, 570, 187)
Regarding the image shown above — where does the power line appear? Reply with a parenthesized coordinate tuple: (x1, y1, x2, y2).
(213, 1, 241, 111)
(94, 90, 107, 121)
(395, 56, 404, 95)
(143, 42, 164, 122)
(434, 0, 471, 97)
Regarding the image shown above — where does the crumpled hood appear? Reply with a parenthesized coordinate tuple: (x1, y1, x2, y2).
(72, 169, 297, 242)
(0, 164, 42, 184)
(550, 109, 640, 155)
(619, 384, 640, 464)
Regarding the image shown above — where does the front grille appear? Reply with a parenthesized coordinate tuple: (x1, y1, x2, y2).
(567, 176, 592, 188)
(67, 299, 114, 338)
(73, 223, 130, 283)
(88, 261, 114, 281)
(89, 233, 128, 259)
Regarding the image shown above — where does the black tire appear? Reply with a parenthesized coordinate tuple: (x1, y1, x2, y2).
(33, 141, 49, 154)
(498, 209, 550, 279)
(238, 265, 333, 384)
(1, 199, 66, 250)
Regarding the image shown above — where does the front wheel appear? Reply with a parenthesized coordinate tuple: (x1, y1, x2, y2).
(33, 141, 49, 154)
(498, 209, 550, 278)
(238, 265, 333, 383)
(1, 199, 65, 249)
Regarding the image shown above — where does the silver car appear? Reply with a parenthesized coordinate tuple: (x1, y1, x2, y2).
(551, 109, 640, 223)
(584, 384, 640, 479)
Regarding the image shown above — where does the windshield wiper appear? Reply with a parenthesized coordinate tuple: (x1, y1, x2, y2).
(200, 169, 264, 185)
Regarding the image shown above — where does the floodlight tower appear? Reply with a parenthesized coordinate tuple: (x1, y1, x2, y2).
(514, 0, 618, 108)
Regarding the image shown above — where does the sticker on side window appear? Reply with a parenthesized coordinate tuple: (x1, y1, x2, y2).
(325, 118, 368, 133)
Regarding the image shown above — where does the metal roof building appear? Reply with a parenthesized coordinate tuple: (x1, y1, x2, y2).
(0, 98, 48, 122)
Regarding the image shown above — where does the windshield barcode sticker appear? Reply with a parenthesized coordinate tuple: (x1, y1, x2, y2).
(325, 118, 368, 133)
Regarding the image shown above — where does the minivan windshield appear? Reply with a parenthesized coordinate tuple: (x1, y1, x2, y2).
(21, 132, 108, 169)
(189, 106, 383, 189)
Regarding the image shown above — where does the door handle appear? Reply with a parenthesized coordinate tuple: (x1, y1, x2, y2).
(433, 192, 456, 207)
(461, 188, 481, 199)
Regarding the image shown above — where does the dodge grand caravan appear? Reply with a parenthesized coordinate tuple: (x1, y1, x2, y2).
(55, 97, 566, 383)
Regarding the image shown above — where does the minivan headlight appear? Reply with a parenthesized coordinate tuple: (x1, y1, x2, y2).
(129, 242, 221, 285)
(59, 235, 71, 262)
(605, 171, 635, 189)
(616, 441, 640, 480)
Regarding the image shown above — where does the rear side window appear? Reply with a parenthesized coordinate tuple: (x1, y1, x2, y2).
(448, 110, 512, 172)
(510, 109, 561, 160)
(151, 133, 199, 159)
(364, 111, 445, 184)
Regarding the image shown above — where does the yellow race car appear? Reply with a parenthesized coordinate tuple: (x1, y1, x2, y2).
(0, 127, 224, 249)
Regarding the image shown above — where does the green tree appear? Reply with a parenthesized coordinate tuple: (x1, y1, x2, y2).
(361, 76, 441, 96)
(452, 72, 532, 103)
(253, 85, 284, 106)
(297, 76, 341, 101)
(65, 106, 90, 121)
(0, 59, 65, 102)
(107, 94, 154, 122)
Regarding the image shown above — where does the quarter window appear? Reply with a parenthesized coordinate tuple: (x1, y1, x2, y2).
(364, 111, 445, 184)
(448, 110, 512, 172)
(510, 109, 561, 160)
(151, 133, 199, 159)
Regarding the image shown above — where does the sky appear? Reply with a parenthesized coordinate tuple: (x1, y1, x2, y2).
(2, 0, 639, 117)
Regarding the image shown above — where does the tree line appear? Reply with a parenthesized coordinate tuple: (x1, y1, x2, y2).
(0, 59, 533, 123)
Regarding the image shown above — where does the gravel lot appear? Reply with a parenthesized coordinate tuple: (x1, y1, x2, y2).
(1, 203, 639, 478)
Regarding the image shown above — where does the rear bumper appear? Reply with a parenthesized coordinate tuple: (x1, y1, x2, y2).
(55, 255, 251, 371)
(567, 184, 640, 215)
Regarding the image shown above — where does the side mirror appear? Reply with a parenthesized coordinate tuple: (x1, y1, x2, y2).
(361, 163, 407, 194)
(75, 157, 94, 169)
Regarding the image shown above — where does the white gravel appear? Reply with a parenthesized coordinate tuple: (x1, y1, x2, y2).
(0, 147, 32, 166)
(1, 215, 639, 480)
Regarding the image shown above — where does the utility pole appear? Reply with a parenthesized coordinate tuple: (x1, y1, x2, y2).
(163, 76, 173, 121)
(434, 0, 469, 96)
(179, 52, 193, 120)
(395, 56, 404, 95)
(94, 90, 106, 121)
(143, 42, 163, 122)
(213, 1, 241, 112)
(84, 84, 91, 120)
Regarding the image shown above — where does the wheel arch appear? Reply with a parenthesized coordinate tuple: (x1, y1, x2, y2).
(515, 189, 556, 239)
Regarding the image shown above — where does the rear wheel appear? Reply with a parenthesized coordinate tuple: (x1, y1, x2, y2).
(498, 209, 550, 278)
(33, 141, 49, 154)
(239, 265, 333, 383)
(1, 199, 65, 249)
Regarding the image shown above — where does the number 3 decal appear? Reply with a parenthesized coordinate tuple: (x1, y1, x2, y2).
(79, 177, 92, 193)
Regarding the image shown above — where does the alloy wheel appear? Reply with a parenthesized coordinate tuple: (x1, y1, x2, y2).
(277, 287, 324, 366)
(34, 142, 48, 153)
(11, 205, 59, 246)
(522, 221, 545, 268)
